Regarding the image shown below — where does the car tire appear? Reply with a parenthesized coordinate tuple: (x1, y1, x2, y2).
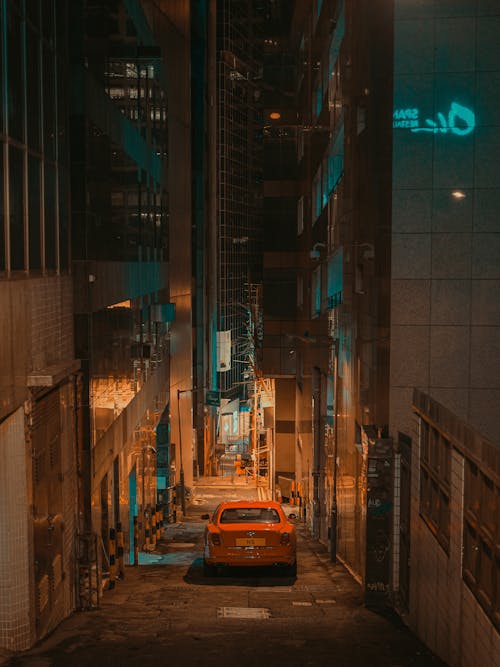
(203, 560, 217, 577)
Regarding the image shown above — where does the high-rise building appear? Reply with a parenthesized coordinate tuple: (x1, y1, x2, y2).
(191, 0, 265, 474)
(215, 0, 263, 397)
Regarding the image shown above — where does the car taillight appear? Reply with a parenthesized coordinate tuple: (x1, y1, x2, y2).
(280, 532, 290, 545)
(211, 533, 221, 546)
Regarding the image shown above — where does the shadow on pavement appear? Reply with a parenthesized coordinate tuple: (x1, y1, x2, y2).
(184, 556, 297, 586)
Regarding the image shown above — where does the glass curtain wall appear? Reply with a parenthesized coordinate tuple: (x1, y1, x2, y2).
(0, 0, 70, 276)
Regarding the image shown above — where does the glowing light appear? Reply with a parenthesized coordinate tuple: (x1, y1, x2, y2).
(393, 101, 475, 136)
(269, 111, 281, 120)
(451, 191, 466, 199)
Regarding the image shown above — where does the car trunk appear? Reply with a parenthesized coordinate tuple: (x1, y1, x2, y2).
(219, 524, 282, 548)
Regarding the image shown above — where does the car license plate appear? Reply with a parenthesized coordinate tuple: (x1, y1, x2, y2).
(235, 538, 266, 547)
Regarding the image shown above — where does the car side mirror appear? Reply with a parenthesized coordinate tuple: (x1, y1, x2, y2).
(288, 513, 297, 519)
(201, 513, 210, 520)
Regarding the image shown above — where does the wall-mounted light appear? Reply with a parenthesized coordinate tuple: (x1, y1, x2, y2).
(269, 111, 281, 120)
(451, 190, 466, 199)
(310, 242, 326, 260)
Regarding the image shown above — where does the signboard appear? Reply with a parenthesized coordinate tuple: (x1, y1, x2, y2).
(206, 390, 220, 407)
(393, 101, 475, 136)
(216, 330, 231, 371)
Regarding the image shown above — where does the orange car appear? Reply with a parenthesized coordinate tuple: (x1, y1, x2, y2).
(202, 500, 297, 576)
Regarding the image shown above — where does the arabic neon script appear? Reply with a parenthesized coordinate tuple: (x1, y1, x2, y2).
(393, 102, 475, 136)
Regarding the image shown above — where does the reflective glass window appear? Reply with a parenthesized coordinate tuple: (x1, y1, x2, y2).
(7, 4, 24, 142)
(27, 25, 41, 151)
(0, 150, 4, 273)
(9, 146, 25, 270)
(28, 156, 41, 270)
(26, 0, 40, 28)
(43, 45, 56, 161)
(42, 0, 54, 45)
(44, 162, 56, 269)
(58, 168, 69, 270)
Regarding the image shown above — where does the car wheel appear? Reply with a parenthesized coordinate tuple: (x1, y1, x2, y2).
(203, 560, 217, 577)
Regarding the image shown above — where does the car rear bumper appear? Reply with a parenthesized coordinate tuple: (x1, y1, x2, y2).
(205, 547, 296, 567)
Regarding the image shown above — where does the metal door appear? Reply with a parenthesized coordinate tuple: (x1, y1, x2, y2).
(32, 388, 64, 638)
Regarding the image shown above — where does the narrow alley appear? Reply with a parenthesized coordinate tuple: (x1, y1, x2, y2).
(4, 478, 446, 667)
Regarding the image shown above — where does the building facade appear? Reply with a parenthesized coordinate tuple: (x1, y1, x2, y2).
(261, 1, 499, 665)
(190, 0, 265, 475)
(390, 3, 500, 664)
(0, 0, 79, 649)
(0, 0, 182, 650)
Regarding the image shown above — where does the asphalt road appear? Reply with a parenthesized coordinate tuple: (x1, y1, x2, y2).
(5, 478, 447, 667)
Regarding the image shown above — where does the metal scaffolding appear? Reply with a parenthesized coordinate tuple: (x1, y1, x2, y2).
(217, 0, 263, 396)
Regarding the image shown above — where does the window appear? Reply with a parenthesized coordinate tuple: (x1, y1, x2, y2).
(327, 248, 343, 309)
(297, 273, 303, 308)
(27, 25, 41, 150)
(328, 0, 345, 79)
(220, 508, 280, 524)
(327, 122, 344, 195)
(297, 196, 304, 235)
(312, 167, 322, 222)
(28, 157, 41, 270)
(9, 147, 25, 271)
(463, 461, 499, 630)
(297, 129, 304, 163)
(43, 44, 56, 162)
(419, 418, 451, 551)
(0, 150, 4, 273)
(44, 163, 56, 270)
(311, 266, 321, 318)
(7, 4, 24, 142)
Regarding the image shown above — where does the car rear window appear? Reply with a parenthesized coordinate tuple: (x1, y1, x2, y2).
(219, 508, 281, 524)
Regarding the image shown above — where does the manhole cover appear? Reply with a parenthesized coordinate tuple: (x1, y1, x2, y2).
(217, 607, 270, 619)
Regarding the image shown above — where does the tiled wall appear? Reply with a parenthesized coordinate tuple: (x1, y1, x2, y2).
(0, 276, 74, 423)
(390, 2, 500, 446)
(405, 410, 499, 667)
(30, 277, 74, 370)
(0, 409, 33, 650)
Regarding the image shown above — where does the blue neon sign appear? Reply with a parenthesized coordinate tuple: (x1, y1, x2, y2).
(393, 101, 475, 136)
